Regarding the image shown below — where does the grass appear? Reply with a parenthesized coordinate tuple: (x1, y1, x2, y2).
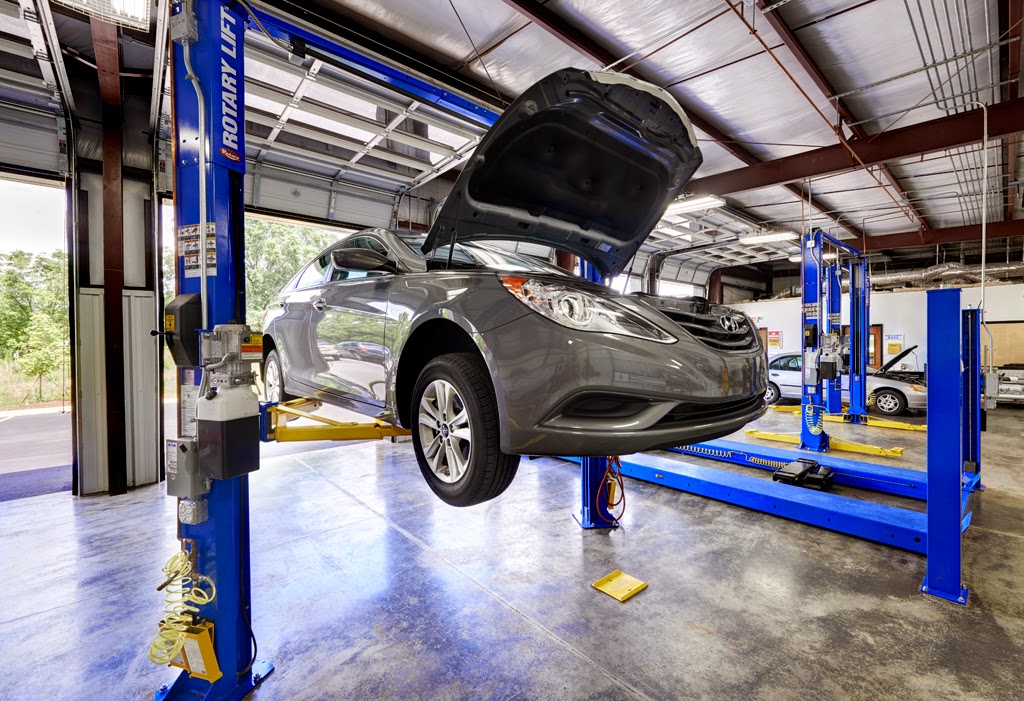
(0, 358, 71, 409)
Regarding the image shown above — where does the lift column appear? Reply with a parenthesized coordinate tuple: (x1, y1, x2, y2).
(847, 258, 870, 421)
(799, 229, 829, 452)
(159, 1, 272, 699)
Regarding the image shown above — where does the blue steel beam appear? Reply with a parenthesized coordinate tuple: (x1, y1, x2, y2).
(604, 452, 927, 553)
(961, 309, 982, 486)
(800, 228, 829, 451)
(673, 439, 927, 500)
(921, 289, 969, 605)
(847, 258, 869, 421)
(247, 6, 499, 128)
(163, 1, 271, 698)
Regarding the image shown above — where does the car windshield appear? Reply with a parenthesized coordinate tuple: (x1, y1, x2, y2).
(398, 235, 577, 277)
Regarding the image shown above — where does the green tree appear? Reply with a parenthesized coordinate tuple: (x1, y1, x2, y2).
(0, 250, 68, 359)
(0, 251, 34, 356)
(17, 311, 66, 401)
(244, 219, 337, 329)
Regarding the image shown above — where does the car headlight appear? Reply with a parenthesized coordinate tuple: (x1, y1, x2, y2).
(908, 384, 924, 393)
(501, 276, 675, 343)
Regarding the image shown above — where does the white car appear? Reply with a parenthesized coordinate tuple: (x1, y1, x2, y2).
(765, 347, 927, 416)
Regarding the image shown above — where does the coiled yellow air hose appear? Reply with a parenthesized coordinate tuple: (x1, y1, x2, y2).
(804, 403, 825, 436)
(148, 550, 216, 666)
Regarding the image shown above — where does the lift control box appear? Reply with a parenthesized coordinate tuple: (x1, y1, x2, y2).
(164, 294, 203, 367)
(166, 437, 206, 499)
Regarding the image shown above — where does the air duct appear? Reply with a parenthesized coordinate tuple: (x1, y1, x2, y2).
(868, 261, 1024, 287)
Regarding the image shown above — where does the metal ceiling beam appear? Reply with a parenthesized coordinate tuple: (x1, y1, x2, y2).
(754, 0, 929, 231)
(852, 218, 1023, 252)
(690, 97, 1024, 196)
(497, 0, 862, 239)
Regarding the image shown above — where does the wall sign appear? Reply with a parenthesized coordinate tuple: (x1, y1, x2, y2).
(885, 333, 904, 355)
(767, 330, 783, 349)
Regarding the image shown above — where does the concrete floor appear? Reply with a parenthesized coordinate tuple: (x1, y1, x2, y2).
(1, 407, 1023, 700)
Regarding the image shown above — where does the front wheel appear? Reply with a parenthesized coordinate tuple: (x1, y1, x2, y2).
(765, 382, 781, 405)
(873, 389, 907, 416)
(411, 352, 519, 507)
(263, 349, 294, 404)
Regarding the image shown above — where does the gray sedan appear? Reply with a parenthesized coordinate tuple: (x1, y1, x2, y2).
(261, 68, 768, 507)
(765, 349, 927, 415)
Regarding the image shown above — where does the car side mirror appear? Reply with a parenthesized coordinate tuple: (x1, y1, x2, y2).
(332, 248, 398, 274)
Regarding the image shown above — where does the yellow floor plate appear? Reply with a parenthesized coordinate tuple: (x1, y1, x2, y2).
(593, 570, 648, 602)
(744, 429, 905, 458)
(769, 405, 925, 432)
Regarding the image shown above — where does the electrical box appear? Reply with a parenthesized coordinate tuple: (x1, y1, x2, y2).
(803, 349, 819, 386)
(166, 438, 206, 499)
(803, 322, 818, 348)
(165, 294, 202, 367)
(819, 333, 843, 380)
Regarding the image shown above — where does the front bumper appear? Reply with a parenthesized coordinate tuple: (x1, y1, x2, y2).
(480, 313, 767, 456)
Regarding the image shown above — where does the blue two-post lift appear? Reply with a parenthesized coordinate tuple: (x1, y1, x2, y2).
(159, 2, 622, 699)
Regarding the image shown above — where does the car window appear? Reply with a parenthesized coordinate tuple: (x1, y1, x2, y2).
(769, 356, 790, 370)
(294, 250, 332, 289)
(785, 355, 802, 371)
(397, 235, 574, 277)
(342, 236, 389, 257)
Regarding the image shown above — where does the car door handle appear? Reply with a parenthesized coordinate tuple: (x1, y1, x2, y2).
(312, 298, 327, 312)
(770, 372, 780, 377)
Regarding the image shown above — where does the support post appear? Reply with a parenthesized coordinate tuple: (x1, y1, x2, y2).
(575, 456, 617, 529)
(160, 0, 273, 698)
(823, 264, 842, 413)
(961, 308, 983, 492)
(846, 258, 869, 421)
(921, 289, 969, 605)
(800, 229, 829, 452)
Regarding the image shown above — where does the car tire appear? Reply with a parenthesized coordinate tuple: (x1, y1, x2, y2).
(765, 382, 781, 405)
(263, 349, 294, 404)
(873, 389, 906, 416)
(411, 352, 519, 507)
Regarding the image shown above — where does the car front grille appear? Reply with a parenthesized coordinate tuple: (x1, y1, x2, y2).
(661, 310, 758, 351)
(654, 395, 764, 428)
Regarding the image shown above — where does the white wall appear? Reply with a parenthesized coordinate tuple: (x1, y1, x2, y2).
(732, 283, 1024, 371)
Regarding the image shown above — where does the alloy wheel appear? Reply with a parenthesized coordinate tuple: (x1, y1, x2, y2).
(265, 358, 282, 403)
(875, 393, 900, 414)
(417, 379, 472, 483)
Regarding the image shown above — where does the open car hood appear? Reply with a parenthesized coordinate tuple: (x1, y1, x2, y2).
(876, 345, 919, 373)
(422, 68, 703, 278)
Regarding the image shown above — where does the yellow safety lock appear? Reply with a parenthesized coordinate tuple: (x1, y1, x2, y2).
(166, 620, 222, 683)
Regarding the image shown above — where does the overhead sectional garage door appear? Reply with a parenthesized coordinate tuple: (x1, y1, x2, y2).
(154, 13, 490, 229)
(0, 1, 69, 177)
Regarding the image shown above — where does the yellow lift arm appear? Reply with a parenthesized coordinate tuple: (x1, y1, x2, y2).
(261, 398, 411, 443)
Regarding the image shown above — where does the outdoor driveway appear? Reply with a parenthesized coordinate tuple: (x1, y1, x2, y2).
(0, 409, 72, 474)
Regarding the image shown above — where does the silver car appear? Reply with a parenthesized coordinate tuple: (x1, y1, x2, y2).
(261, 68, 768, 506)
(765, 347, 927, 415)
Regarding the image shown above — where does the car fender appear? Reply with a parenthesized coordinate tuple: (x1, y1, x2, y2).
(385, 289, 525, 431)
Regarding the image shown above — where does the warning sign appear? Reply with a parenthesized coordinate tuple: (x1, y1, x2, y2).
(178, 223, 217, 278)
(767, 330, 783, 350)
(240, 333, 263, 361)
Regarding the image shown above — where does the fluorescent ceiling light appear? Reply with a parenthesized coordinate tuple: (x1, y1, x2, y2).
(788, 252, 838, 263)
(739, 230, 798, 245)
(664, 195, 726, 215)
